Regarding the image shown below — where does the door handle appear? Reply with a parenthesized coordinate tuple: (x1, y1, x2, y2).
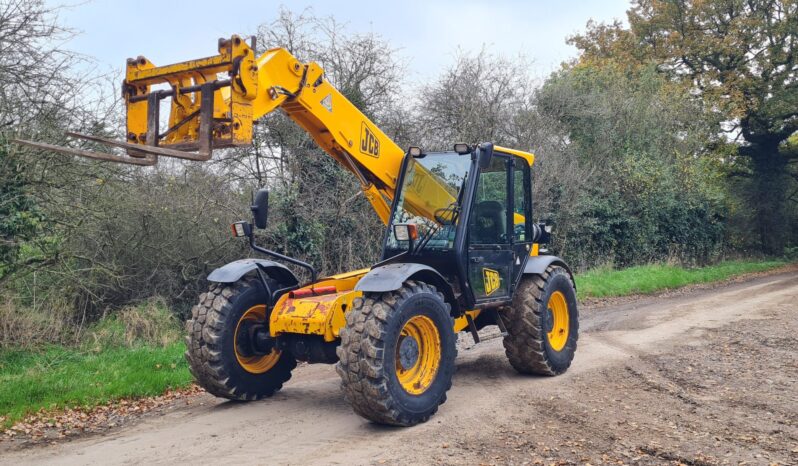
(470, 257, 484, 263)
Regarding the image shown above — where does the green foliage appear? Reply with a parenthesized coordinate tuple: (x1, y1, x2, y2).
(536, 63, 726, 268)
(576, 259, 788, 298)
(3, 164, 251, 320)
(569, 0, 798, 254)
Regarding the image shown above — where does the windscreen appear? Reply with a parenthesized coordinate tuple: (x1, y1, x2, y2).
(385, 152, 471, 252)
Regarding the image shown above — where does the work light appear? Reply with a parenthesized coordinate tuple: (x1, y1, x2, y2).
(393, 223, 418, 242)
(453, 143, 470, 154)
(231, 221, 251, 238)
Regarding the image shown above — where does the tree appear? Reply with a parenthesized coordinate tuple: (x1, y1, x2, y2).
(0, 137, 43, 279)
(570, 0, 798, 254)
(0, 0, 88, 282)
(536, 63, 726, 266)
(415, 49, 535, 149)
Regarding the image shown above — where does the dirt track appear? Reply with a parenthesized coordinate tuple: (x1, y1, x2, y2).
(2, 270, 797, 465)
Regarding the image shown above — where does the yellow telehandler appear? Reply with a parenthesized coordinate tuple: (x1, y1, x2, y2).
(14, 36, 578, 426)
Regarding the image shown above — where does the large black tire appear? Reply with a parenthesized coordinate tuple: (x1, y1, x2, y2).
(185, 277, 296, 400)
(336, 280, 457, 426)
(502, 265, 578, 375)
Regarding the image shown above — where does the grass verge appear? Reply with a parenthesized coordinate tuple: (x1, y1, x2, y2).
(0, 333, 191, 429)
(0, 343, 191, 427)
(575, 259, 789, 299)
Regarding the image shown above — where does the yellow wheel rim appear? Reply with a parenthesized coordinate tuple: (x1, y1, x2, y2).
(396, 315, 441, 395)
(234, 304, 280, 374)
(547, 291, 570, 352)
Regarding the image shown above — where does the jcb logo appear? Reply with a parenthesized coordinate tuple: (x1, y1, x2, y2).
(360, 122, 380, 158)
(483, 268, 501, 296)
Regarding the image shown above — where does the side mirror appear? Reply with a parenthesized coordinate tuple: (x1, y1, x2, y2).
(477, 142, 494, 169)
(251, 189, 269, 229)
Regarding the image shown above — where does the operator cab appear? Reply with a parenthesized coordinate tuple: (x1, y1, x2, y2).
(381, 143, 535, 309)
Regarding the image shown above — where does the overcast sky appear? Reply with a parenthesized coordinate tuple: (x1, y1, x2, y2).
(49, 0, 630, 84)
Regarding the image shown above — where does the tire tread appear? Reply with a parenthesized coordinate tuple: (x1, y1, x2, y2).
(185, 278, 296, 400)
(502, 266, 579, 375)
(336, 281, 456, 426)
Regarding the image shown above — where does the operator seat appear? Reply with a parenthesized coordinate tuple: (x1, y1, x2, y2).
(471, 200, 506, 244)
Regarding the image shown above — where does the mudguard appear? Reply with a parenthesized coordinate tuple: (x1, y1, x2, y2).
(524, 255, 576, 289)
(207, 258, 299, 286)
(355, 262, 457, 310)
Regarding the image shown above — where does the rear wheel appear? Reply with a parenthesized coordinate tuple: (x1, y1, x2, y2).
(502, 265, 578, 375)
(336, 280, 457, 426)
(185, 277, 296, 400)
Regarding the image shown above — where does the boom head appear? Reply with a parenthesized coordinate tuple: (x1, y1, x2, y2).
(14, 35, 261, 165)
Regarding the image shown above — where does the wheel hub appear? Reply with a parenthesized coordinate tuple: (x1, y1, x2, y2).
(546, 291, 570, 352)
(398, 335, 420, 371)
(252, 325, 276, 354)
(234, 304, 281, 374)
(236, 319, 276, 355)
(395, 315, 442, 395)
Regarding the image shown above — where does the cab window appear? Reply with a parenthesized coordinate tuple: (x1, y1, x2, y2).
(469, 155, 510, 245)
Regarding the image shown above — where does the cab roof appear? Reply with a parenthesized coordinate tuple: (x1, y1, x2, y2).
(495, 145, 535, 166)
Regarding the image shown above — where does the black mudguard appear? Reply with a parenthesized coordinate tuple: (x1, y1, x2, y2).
(355, 263, 458, 312)
(523, 255, 576, 289)
(207, 258, 299, 286)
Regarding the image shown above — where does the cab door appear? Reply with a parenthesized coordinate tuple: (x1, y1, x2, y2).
(466, 154, 513, 304)
(509, 156, 533, 292)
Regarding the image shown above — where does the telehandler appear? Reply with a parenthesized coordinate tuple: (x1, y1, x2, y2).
(14, 35, 578, 426)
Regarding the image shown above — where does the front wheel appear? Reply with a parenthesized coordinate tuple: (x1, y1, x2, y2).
(502, 265, 578, 375)
(185, 277, 296, 400)
(336, 280, 457, 426)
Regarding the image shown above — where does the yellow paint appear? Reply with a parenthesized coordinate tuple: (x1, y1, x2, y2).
(124, 36, 257, 151)
(483, 268, 501, 296)
(234, 305, 281, 374)
(270, 265, 485, 342)
(269, 271, 368, 341)
(249, 51, 401, 223)
(396, 315, 441, 395)
(547, 291, 569, 351)
(495, 146, 535, 166)
(325, 268, 371, 282)
(270, 290, 356, 341)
